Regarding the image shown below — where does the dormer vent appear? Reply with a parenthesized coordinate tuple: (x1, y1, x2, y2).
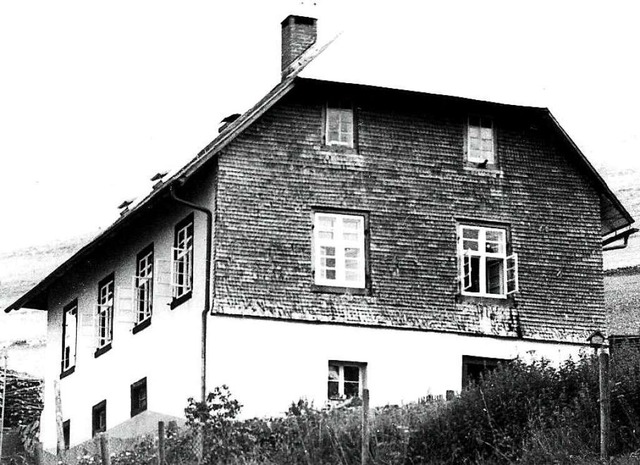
(151, 171, 169, 182)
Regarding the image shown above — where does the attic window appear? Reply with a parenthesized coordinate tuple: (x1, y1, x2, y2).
(467, 116, 495, 166)
(326, 103, 354, 148)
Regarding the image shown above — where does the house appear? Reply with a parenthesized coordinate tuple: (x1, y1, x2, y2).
(4, 12, 635, 451)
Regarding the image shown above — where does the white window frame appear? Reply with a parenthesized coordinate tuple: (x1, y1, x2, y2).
(61, 301, 78, 372)
(313, 212, 366, 288)
(328, 361, 366, 400)
(172, 228, 193, 299)
(326, 104, 354, 147)
(135, 247, 153, 324)
(96, 276, 114, 349)
(467, 116, 495, 164)
(458, 224, 518, 298)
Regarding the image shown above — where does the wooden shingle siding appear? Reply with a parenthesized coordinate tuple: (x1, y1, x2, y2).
(213, 80, 604, 343)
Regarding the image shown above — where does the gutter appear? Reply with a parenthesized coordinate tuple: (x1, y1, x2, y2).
(603, 227, 638, 251)
(170, 183, 213, 403)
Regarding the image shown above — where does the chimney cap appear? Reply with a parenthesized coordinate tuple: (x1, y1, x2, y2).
(281, 14, 317, 27)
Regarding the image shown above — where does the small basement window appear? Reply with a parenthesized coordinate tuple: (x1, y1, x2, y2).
(462, 355, 511, 387)
(130, 377, 148, 417)
(63, 420, 70, 450)
(92, 400, 107, 437)
(328, 361, 366, 400)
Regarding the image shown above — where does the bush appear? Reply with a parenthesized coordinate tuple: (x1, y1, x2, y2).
(73, 347, 640, 464)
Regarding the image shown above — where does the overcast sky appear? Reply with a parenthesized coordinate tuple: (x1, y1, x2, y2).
(1, 0, 639, 253)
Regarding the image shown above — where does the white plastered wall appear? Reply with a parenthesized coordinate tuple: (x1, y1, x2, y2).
(207, 315, 587, 419)
(39, 171, 215, 451)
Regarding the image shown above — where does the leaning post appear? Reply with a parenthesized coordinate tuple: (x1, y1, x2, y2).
(158, 421, 166, 465)
(600, 350, 610, 462)
(361, 388, 370, 465)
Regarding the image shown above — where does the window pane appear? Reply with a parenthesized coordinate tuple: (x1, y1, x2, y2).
(485, 230, 504, 242)
(345, 271, 359, 281)
(463, 228, 479, 240)
(344, 381, 359, 398)
(345, 259, 359, 269)
(468, 256, 481, 293)
(328, 365, 339, 381)
(328, 381, 339, 399)
(325, 270, 336, 280)
(345, 248, 360, 259)
(318, 216, 335, 230)
(487, 257, 505, 294)
(318, 231, 333, 239)
(462, 240, 479, 251)
(344, 366, 359, 382)
(481, 127, 493, 138)
(321, 246, 335, 257)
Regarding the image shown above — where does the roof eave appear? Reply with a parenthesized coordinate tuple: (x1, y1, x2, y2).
(544, 110, 634, 237)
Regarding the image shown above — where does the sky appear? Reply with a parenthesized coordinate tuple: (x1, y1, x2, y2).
(1, 0, 639, 253)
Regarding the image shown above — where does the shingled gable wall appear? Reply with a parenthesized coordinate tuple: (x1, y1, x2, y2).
(212, 79, 604, 343)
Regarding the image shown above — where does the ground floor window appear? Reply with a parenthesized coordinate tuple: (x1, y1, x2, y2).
(63, 420, 70, 449)
(328, 361, 366, 400)
(131, 377, 148, 417)
(92, 400, 107, 437)
(462, 355, 510, 387)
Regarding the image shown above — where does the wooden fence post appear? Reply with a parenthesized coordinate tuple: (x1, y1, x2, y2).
(54, 380, 65, 458)
(158, 421, 166, 465)
(600, 351, 610, 462)
(99, 433, 111, 465)
(361, 388, 370, 465)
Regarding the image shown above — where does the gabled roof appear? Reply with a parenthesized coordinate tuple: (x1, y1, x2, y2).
(4, 32, 634, 313)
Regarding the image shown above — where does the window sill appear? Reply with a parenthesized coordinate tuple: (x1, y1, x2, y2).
(311, 284, 370, 296)
(170, 291, 192, 309)
(456, 294, 516, 307)
(94, 343, 112, 358)
(132, 318, 152, 334)
(130, 407, 147, 418)
(463, 165, 503, 177)
(60, 366, 75, 379)
(322, 143, 358, 154)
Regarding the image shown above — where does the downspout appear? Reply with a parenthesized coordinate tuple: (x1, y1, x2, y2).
(170, 182, 213, 403)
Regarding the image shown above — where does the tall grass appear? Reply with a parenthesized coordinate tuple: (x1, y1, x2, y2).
(78, 344, 640, 464)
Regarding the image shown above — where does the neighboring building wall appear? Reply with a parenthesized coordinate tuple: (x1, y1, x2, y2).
(206, 315, 586, 419)
(40, 167, 216, 450)
(213, 80, 604, 343)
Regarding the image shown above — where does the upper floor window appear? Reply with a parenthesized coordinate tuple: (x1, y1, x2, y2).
(458, 224, 518, 298)
(134, 244, 153, 330)
(467, 116, 495, 166)
(326, 103, 354, 148)
(313, 212, 366, 289)
(61, 300, 78, 376)
(171, 214, 194, 307)
(328, 361, 366, 400)
(96, 274, 114, 355)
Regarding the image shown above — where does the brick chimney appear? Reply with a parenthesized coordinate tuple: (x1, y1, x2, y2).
(281, 14, 317, 76)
